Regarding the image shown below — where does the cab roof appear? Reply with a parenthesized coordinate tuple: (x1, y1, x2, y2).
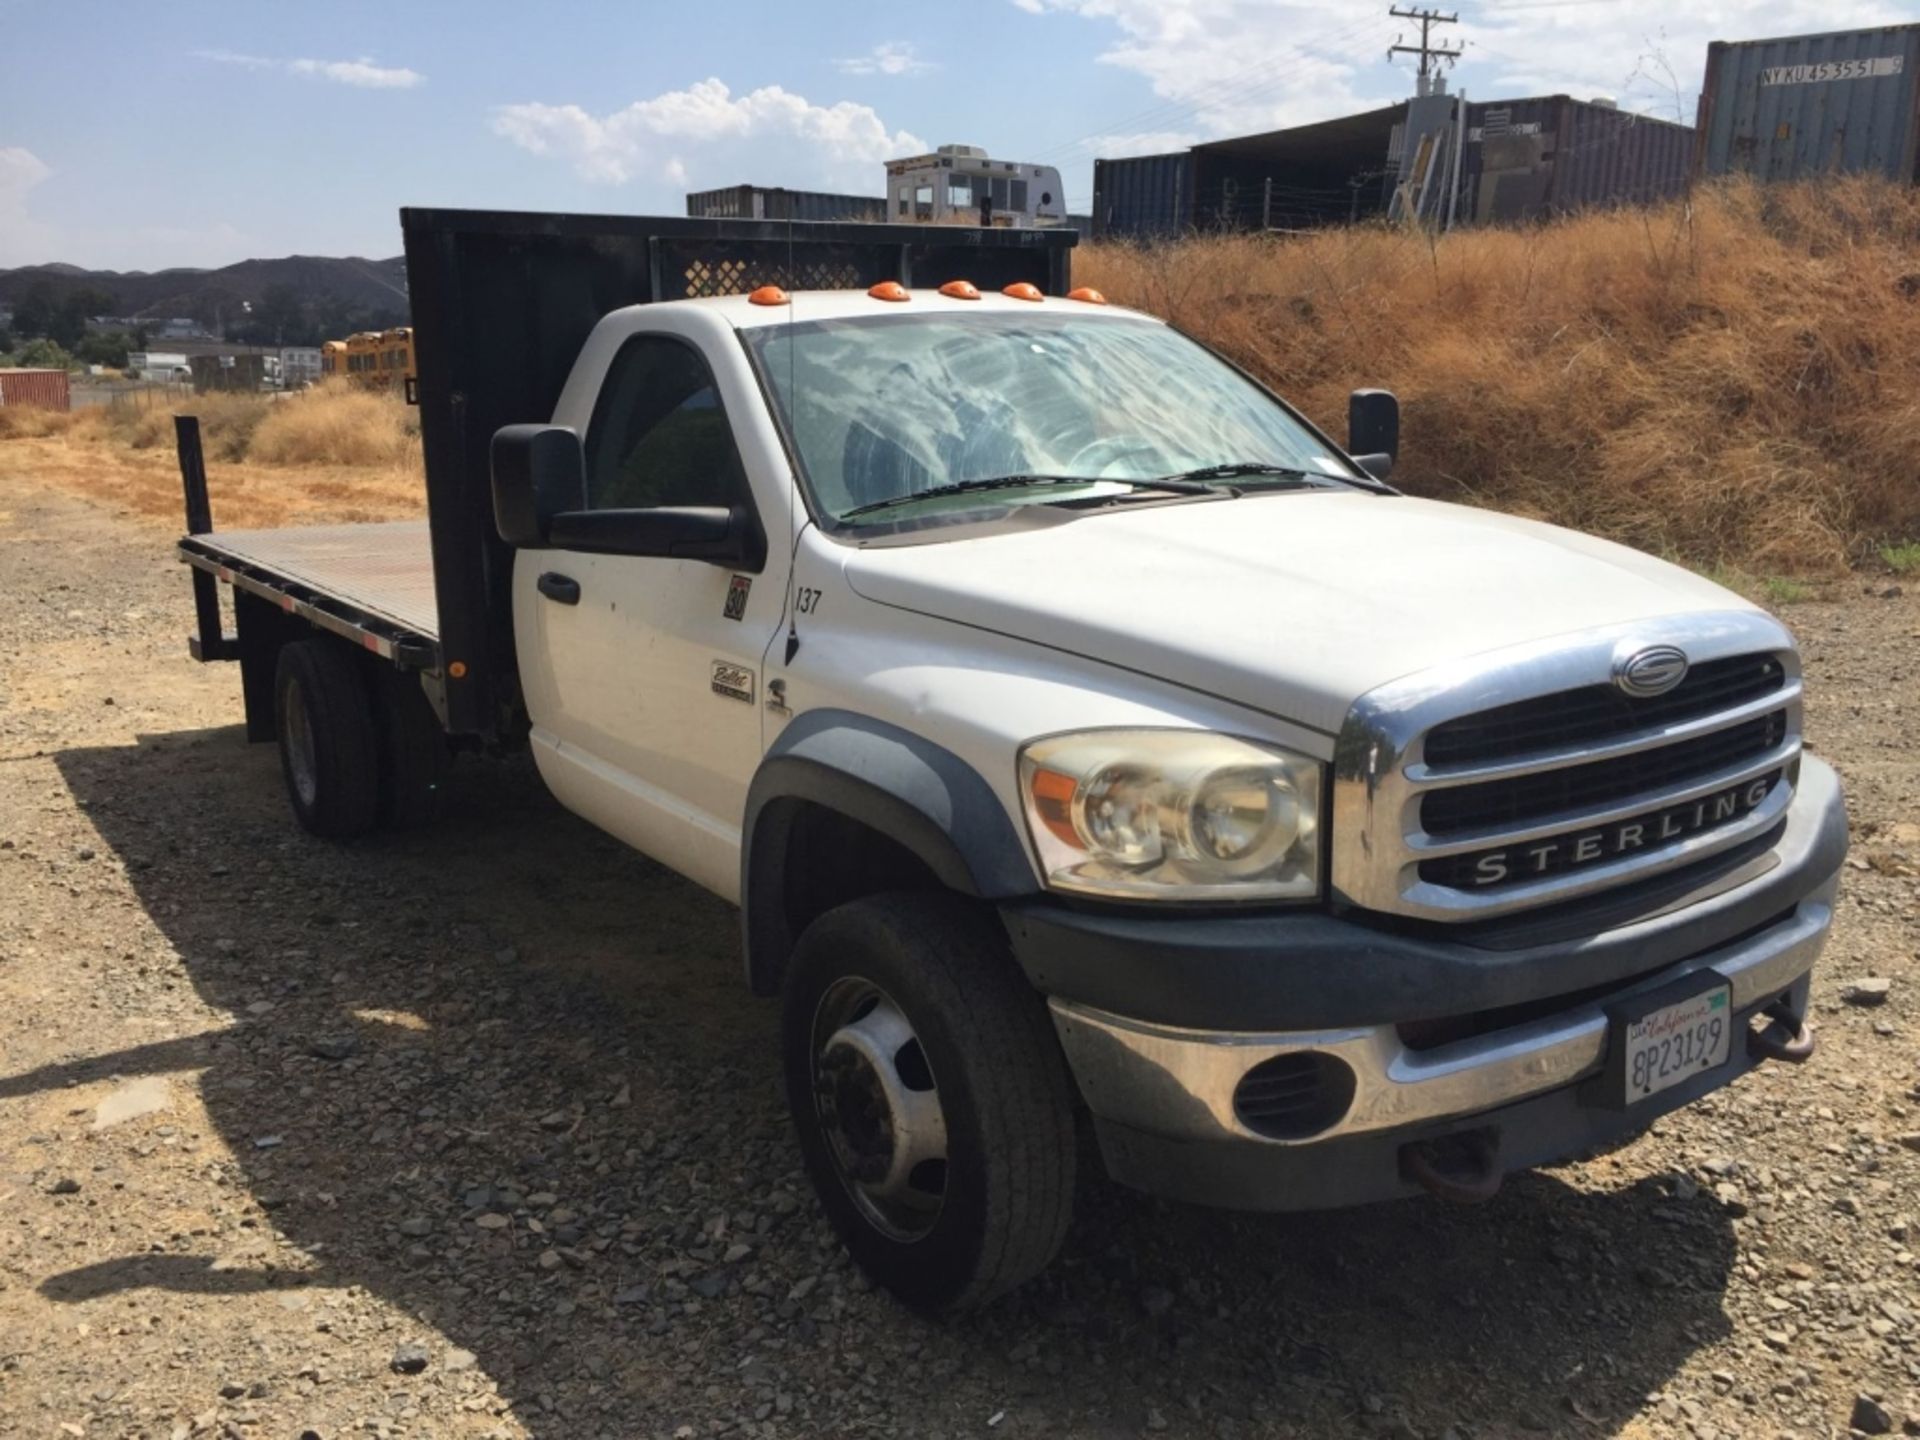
(663, 288, 1158, 330)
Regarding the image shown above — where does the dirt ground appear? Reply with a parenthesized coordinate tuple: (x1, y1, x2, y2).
(1, 463, 1916, 1440)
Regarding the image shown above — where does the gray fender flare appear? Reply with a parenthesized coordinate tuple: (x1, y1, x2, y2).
(740, 709, 1037, 994)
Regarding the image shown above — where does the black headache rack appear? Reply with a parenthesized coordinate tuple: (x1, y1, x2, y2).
(180, 207, 1075, 744)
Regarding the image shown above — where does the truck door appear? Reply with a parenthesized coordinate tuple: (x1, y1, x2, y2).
(514, 328, 787, 902)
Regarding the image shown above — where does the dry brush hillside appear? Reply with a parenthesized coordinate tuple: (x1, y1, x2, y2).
(1080, 177, 1920, 576)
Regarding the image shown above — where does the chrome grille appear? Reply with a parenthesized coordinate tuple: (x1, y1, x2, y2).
(1331, 614, 1803, 921)
(1423, 653, 1786, 767)
(1421, 710, 1787, 834)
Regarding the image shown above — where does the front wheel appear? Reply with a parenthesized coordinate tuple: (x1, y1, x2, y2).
(782, 893, 1078, 1312)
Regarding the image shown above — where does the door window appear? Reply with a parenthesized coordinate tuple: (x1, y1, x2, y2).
(584, 336, 752, 511)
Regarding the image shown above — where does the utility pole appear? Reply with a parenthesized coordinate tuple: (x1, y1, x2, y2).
(1388, 6, 1463, 97)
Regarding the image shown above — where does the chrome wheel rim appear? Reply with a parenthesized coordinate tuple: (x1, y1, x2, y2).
(811, 977, 948, 1242)
(284, 682, 318, 808)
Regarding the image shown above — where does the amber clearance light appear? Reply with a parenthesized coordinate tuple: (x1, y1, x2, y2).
(748, 285, 790, 306)
(938, 279, 981, 300)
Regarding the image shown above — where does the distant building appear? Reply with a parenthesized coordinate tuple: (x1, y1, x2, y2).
(278, 346, 323, 389)
(151, 317, 210, 340)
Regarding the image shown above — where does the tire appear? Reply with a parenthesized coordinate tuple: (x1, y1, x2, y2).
(274, 639, 380, 840)
(368, 663, 449, 829)
(782, 892, 1077, 1312)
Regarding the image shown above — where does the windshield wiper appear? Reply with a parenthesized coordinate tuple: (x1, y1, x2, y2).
(1160, 461, 1325, 486)
(839, 473, 1211, 521)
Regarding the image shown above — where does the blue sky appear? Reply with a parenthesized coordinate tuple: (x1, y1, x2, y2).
(2, 0, 1911, 270)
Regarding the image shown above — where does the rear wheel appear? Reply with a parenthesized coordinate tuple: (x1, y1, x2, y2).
(274, 640, 379, 840)
(782, 892, 1077, 1311)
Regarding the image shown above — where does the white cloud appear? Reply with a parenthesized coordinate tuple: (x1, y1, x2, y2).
(835, 41, 935, 77)
(1012, 0, 1392, 156)
(0, 147, 254, 269)
(0, 145, 51, 202)
(193, 48, 277, 70)
(290, 57, 424, 89)
(196, 48, 424, 89)
(0, 147, 57, 267)
(493, 78, 925, 191)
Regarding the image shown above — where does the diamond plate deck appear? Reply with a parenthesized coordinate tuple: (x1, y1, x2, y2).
(194, 520, 439, 640)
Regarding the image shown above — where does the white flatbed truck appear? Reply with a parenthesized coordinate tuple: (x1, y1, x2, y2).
(176, 207, 1846, 1310)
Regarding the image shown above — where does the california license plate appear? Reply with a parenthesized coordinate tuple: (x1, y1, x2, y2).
(1619, 981, 1732, 1104)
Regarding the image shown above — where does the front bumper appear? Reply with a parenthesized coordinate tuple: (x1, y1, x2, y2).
(1009, 757, 1845, 1211)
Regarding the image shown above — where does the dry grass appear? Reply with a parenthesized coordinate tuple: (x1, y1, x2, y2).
(1080, 177, 1920, 574)
(0, 384, 424, 530)
(250, 385, 422, 467)
(0, 407, 84, 441)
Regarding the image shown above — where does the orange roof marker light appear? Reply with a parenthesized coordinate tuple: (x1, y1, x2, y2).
(938, 279, 981, 300)
(868, 281, 910, 302)
(747, 284, 790, 306)
(1002, 282, 1044, 302)
(1067, 286, 1108, 305)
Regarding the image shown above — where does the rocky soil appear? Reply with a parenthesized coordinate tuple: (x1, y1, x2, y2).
(0, 479, 1915, 1440)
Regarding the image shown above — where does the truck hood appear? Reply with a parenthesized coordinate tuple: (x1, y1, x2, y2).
(842, 493, 1755, 737)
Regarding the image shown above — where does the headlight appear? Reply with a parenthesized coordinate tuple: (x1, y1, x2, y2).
(1018, 730, 1322, 901)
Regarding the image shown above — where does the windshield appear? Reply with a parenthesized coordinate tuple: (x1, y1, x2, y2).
(744, 311, 1357, 529)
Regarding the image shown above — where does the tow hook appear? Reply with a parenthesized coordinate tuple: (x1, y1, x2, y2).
(1400, 1127, 1503, 1205)
(1748, 1013, 1816, 1064)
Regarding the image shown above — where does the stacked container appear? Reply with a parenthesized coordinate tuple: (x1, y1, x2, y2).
(1696, 24, 1920, 182)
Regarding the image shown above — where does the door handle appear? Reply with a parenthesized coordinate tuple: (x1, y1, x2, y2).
(537, 572, 581, 605)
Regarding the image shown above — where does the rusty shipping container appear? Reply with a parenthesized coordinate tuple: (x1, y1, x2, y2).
(1459, 96, 1694, 224)
(686, 185, 887, 223)
(1696, 24, 1920, 182)
(0, 367, 72, 411)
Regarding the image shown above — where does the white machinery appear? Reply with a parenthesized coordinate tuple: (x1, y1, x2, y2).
(885, 144, 1069, 228)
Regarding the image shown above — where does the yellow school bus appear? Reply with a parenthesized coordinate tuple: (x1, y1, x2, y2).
(333, 327, 416, 391)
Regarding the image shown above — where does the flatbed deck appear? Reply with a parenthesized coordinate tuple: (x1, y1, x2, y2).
(179, 520, 441, 667)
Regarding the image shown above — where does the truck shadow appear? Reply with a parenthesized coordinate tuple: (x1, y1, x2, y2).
(26, 725, 1738, 1437)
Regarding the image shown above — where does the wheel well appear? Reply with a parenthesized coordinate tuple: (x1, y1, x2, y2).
(746, 799, 946, 996)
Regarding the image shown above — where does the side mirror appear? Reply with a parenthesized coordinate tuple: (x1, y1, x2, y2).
(492, 424, 585, 547)
(546, 506, 767, 570)
(1347, 389, 1400, 479)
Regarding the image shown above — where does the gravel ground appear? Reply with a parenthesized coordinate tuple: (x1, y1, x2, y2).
(1, 479, 1916, 1440)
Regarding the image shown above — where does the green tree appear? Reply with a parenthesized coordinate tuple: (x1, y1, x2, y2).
(8, 337, 74, 369)
(255, 283, 309, 345)
(74, 330, 132, 368)
(50, 286, 116, 349)
(11, 281, 58, 339)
